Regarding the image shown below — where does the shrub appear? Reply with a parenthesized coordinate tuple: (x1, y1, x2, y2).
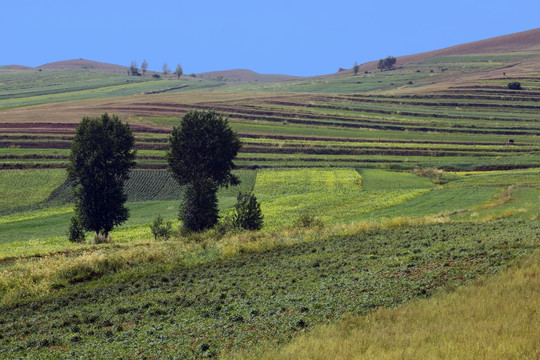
(414, 167, 443, 183)
(152, 74, 161, 79)
(293, 212, 324, 229)
(92, 233, 109, 244)
(508, 82, 522, 90)
(150, 215, 172, 240)
(213, 214, 239, 237)
(68, 216, 85, 243)
(233, 192, 263, 231)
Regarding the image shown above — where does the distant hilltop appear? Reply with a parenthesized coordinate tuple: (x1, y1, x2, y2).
(197, 69, 301, 83)
(1, 59, 300, 82)
(35, 58, 128, 71)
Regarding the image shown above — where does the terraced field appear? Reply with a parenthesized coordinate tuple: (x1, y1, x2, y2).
(2, 52, 540, 171)
(1, 89, 539, 170)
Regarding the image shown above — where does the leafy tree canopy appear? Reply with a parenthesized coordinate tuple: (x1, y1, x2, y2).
(175, 64, 183, 78)
(141, 59, 148, 75)
(167, 110, 241, 188)
(67, 113, 136, 238)
(233, 192, 263, 230)
(377, 56, 397, 71)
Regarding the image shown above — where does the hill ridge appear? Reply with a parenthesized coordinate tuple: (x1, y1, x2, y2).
(358, 27, 540, 71)
(36, 58, 128, 71)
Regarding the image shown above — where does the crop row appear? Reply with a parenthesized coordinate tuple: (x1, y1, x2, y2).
(103, 101, 540, 136)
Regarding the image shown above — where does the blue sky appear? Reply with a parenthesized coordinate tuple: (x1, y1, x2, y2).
(2, 0, 539, 76)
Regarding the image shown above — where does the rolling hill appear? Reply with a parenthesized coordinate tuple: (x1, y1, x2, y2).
(35, 58, 128, 71)
(197, 69, 301, 83)
(355, 27, 540, 72)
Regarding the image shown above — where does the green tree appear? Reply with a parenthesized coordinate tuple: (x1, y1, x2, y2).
(233, 192, 263, 230)
(175, 63, 183, 79)
(377, 59, 385, 71)
(167, 110, 241, 232)
(385, 56, 396, 70)
(141, 59, 148, 75)
(353, 61, 360, 75)
(150, 214, 172, 240)
(377, 56, 397, 71)
(67, 113, 136, 240)
(68, 215, 85, 242)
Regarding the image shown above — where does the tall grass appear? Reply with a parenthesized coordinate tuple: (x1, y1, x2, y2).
(229, 249, 540, 360)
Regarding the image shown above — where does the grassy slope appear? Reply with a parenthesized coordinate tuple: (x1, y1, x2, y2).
(0, 221, 538, 359)
(230, 248, 540, 360)
(0, 168, 538, 358)
(0, 69, 223, 109)
(2, 167, 537, 257)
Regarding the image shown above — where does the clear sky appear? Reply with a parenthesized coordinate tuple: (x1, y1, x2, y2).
(2, 0, 539, 76)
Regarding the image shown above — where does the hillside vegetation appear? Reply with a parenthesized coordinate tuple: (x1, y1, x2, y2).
(0, 28, 539, 359)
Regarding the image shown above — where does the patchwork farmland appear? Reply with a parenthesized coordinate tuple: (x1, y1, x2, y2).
(1, 29, 540, 359)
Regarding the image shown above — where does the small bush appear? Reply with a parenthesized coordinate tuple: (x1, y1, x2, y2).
(414, 167, 443, 183)
(152, 74, 161, 79)
(68, 216, 85, 243)
(92, 233, 109, 244)
(293, 212, 324, 229)
(233, 192, 263, 231)
(214, 214, 239, 237)
(150, 215, 172, 240)
(508, 82, 522, 90)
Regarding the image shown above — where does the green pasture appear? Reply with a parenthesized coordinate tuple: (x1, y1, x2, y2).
(447, 168, 540, 187)
(359, 187, 499, 221)
(254, 168, 431, 229)
(226, 70, 442, 93)
(358, 169, 433, 190)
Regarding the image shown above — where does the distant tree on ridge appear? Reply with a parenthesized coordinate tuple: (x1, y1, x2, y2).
(377, 56, 397, 71)
(175, 64, 183, 79)
(129, 60, 140, 76)
(162, 63, 171, 75)
(353, 61, 360, 75)
(141, 59, 148, 75)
